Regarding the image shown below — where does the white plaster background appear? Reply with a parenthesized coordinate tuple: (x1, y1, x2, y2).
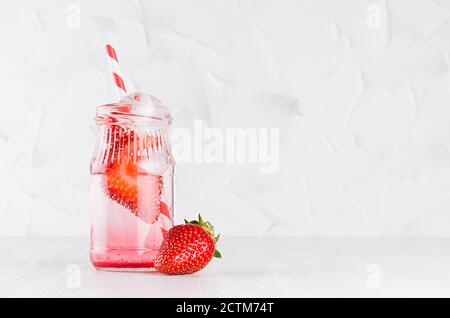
(1, 0, 450, 237)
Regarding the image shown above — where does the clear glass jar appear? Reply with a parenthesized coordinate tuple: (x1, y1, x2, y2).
(90, 93, 175, 271)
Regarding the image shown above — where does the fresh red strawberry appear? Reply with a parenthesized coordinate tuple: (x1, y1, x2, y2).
(160, 227, 169, 238)
(154, 215, 221, 275)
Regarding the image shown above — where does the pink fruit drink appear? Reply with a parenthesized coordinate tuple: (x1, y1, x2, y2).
(90, 93, 175, 270)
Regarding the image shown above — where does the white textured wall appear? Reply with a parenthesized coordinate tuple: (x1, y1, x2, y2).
(1, 0, 450, 237)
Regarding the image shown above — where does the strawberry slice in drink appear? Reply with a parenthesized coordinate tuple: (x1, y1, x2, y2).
(159, 201, 170, 219)
(104, 161, 163, 224)
(102, 125, 166, 224)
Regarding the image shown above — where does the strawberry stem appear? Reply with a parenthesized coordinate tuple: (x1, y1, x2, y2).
(186, 214, 221, 258)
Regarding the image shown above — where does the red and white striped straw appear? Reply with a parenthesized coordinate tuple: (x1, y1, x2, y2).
(105, 44, 127, 98)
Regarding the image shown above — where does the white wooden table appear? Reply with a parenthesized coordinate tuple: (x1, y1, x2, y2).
(1, 237, 449, 297)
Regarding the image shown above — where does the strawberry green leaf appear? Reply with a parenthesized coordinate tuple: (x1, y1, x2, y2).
(214, 249, 222, 258)
(186, 214, 219, 243)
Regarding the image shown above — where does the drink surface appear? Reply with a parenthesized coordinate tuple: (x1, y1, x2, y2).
(90, 93, 174, 270)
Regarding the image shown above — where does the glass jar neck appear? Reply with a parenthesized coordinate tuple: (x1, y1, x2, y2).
(91, 93, 174, 175)
(90, 124, 174, 175)
(96, 92, 173, 129)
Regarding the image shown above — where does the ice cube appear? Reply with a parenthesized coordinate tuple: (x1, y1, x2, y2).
(139, 159, 169, 175)
(113, 92, 172, 124)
